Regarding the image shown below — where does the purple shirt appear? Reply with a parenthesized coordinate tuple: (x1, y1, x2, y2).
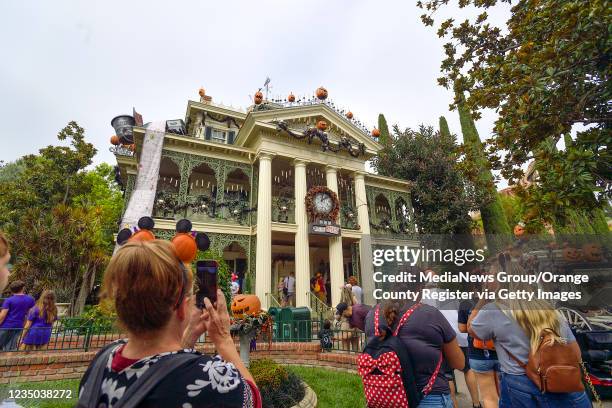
(349, 304, 371, 331)
(1, 294, 35, 329)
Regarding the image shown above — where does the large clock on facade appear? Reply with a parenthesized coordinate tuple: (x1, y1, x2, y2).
(305, 186, 340, 222)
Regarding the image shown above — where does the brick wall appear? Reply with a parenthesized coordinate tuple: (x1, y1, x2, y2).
(0, 342, 358, 384)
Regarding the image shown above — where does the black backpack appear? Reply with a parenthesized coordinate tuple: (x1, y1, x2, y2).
(320, 329, 333, 350)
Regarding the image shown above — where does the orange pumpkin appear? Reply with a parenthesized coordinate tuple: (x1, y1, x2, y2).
(514, 223, 526, 237)
(130, 229, 155, 242)
(316, 86, 328, 100)
(198, 87, 206, 97)
(371, 128, 381, 138)
(110, 135, 120, 145)
(231, 294, 261, 317)
(563, 246, 582, 262)
(346, 111, 353, 119)
(128, 144, 136, 152)
(316, 120, 328, 131)
(288, 92, 295, 102)
(582, 243, 603, 262)
(254, 91, 263, 105)
(172, 233, 198, 263)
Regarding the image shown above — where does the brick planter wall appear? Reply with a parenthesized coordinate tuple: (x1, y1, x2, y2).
(0, 342, 358, 384)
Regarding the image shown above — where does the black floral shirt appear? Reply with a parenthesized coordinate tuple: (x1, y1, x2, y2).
(79, 340, 257, 408)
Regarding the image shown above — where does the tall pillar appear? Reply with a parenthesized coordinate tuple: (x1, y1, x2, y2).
(293, 159, 310, 308)
(354, 171, 375, 305)
(255, 152, 274, 309)
(326, 166, 344, 308)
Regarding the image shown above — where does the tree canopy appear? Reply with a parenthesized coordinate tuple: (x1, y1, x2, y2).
(417, 0, 611, 209)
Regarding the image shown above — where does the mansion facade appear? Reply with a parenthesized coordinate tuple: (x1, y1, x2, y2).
(113, 89, 418, 309)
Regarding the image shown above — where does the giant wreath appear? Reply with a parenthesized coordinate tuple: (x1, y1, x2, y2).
(305, 186, 340, 222)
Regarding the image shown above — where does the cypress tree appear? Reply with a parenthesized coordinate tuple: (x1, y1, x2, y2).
(457, 94, 511, 252)
(378, 114, 391, 146)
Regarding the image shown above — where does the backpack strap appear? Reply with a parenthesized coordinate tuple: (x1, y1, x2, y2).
(374, 305, 381, 337)
(113, 352, 201, 408)
(421, 352, 443, 396)
(392, 303, 422, 337)
(76, 340, 126, 408)
(498, 342, 528, 369)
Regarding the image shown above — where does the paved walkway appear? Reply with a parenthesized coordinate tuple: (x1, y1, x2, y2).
(452, 371, 611, 407)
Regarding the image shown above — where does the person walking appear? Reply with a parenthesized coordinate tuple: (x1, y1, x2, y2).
(21, 289, 58, 351)
(348, 276, 363, 304)
(283, 272, 295, 307)
(0, 280, 35, 351)
(469, 256, 591, 408)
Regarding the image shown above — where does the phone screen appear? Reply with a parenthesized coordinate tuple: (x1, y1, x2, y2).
(196, 260, 218, 308)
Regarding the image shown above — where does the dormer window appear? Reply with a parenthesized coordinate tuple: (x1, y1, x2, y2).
(204, 126, 236, 144)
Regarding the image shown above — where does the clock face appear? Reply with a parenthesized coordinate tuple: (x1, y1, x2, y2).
(314, 192, 333, 213)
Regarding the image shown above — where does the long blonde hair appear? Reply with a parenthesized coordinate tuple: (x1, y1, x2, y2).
(37, 290, 58, 324)
(493, 255, 561, 350)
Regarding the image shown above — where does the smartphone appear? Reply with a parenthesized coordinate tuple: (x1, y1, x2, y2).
(195, 260, 218, 308)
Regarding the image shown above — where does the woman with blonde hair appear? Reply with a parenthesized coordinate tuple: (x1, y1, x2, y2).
(469, 255, 590, 408)
(21, 290, 58, 350)
(78, 240, 260, 408)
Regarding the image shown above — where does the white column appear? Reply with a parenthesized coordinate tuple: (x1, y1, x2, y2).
(354, 171, 375, 305)
(255, 152, 274, 309)
(326, 166, 344, 308)
(293, 159, 310, 308)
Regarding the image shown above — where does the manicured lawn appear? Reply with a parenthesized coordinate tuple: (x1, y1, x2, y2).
(0, 367, 365, 408)
(0, 379, 79, 408)
(289, 366, 366, 408)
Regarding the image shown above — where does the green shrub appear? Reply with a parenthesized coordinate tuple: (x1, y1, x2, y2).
(250, 359, 305, 408)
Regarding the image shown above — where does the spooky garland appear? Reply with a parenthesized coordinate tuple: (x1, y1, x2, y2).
(305, 186, 340, 222)
(275, 120, 366, 158)
(204, 112, 241, 129)
(155, 191, 256, 224)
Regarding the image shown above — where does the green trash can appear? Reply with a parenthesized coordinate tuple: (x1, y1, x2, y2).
(279, 307, 312, 342)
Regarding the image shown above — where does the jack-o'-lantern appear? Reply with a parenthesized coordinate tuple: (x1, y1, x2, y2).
(371, 128, 381, 138)
(110, 135, 120, 145)
(514, 223, 526, 237)
(254, 91, 263, 105)
(346, 111, 353, 119)
(288, 93, 295, 102)
(198, 87, 206, 97)
(582, 243, 603, 262)
(316, 87, 328, 100)
(231, 294, 261, 317)
(316, 120, 328, 131)
(563, 246, 582, 262)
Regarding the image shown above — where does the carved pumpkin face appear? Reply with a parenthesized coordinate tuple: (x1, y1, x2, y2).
(198, 87, 206, 97)
(110, 135, 120, 145)
(563, 246, 582, 262)
(316, 87, 328, 100)
(288, 93, 295, 102)
(582, 243, 603, 262)
(254, 91, 263, 105)
(172, 233, 198, 263)
(346, 111, 353, 119)
(316, 120, 328, 131)
(514, 224, 525, 237)
(231, 294, 261, 318)
(371, 128, 381, 138)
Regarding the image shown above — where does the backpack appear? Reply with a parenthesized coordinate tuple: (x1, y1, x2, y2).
(77, 341, 200, 408)
(501, 327, 585, 394)
(320, 330, 333, 350)
(357, 303, 443, 408)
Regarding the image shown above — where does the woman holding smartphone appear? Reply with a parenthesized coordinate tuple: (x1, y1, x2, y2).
(78, 240, 260, 408)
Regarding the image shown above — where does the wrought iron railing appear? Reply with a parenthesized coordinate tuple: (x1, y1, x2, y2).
(307, 292, 334, 320)
(265, 293, 282, 308)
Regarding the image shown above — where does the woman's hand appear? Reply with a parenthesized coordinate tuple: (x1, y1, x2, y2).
(202, 290, 232, 350)
(181, 298, 207, 349)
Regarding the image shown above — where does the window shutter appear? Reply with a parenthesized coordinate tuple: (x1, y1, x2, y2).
(228, 131, 235, 144)
(205, 127, 212, 140)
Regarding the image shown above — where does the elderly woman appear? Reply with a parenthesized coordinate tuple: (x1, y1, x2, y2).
(78, 240, 261, 408)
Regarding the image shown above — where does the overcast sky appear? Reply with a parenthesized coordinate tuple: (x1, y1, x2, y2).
(0, 1, 510, 183)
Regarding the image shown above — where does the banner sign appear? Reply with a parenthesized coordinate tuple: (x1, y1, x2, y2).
(309, 221, 341, 236)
